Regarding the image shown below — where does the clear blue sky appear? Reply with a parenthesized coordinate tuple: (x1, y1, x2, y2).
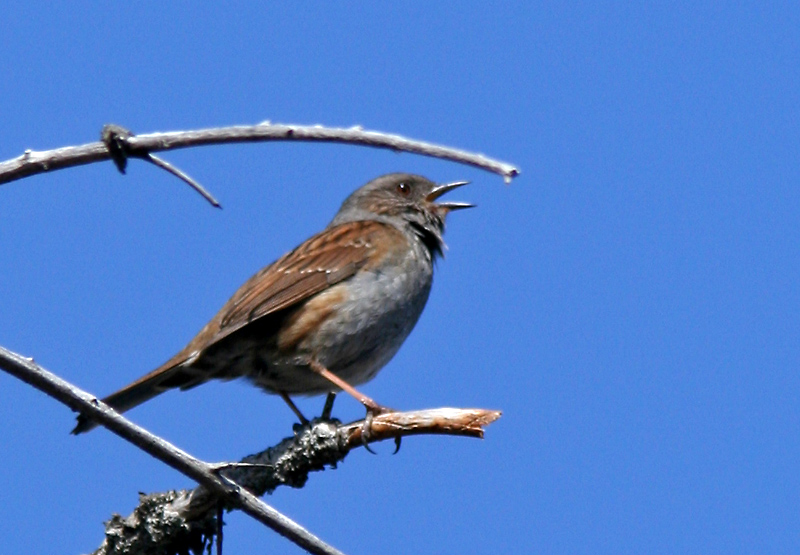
(1, 3, 798, 554)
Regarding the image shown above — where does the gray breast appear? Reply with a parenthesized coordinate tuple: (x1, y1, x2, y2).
(254, 236, 434, 395)
(312, 238, 434, 385)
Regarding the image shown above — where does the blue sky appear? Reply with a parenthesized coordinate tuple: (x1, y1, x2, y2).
(1, 3, 799, 554)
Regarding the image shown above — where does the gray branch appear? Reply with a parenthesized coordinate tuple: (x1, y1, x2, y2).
(0, 345, 346, 555)
(0, 344, 500, 555)
(0, 122, 520, 187)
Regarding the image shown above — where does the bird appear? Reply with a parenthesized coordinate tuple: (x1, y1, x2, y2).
(73, 172, 472, 434)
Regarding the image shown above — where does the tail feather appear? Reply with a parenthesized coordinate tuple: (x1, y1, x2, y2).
(71, 363, 198, 434)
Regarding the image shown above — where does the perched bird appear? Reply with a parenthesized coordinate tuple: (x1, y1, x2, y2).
(73, 173, 471, 434)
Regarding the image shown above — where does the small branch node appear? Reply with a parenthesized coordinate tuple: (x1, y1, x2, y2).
(101, 123, 134, 174)
(100, 123, 221, 208)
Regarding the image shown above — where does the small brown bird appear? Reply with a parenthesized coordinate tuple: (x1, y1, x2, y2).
(73, 173, 471, 434)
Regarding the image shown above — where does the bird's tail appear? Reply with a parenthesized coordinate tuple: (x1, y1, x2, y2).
(71, 362, 203, 434)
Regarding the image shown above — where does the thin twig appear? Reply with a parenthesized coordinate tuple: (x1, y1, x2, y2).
(144, 153, 221, 208)
(101, 123, 222, 208)
(0, 122, 520, 187)
(0, 345, 345, 555)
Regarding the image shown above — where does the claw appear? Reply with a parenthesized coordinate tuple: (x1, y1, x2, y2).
(360, 403, 397, 454)
(362, 410, 378, 455)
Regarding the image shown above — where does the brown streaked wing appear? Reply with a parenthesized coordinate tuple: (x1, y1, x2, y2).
(212, 219, 393, 342)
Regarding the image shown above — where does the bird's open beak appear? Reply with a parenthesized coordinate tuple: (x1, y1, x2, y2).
(426, 180, 474, 211)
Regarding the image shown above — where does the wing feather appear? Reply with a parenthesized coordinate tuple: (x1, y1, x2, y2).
(217, 220, 383, 333)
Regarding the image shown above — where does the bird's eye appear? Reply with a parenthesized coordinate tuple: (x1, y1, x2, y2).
(396, 182, 411, 196)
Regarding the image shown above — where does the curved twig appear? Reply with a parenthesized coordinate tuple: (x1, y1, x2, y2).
(0, 122, 520, 187)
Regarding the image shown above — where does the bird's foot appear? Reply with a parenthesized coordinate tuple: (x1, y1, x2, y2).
(360, 401, 401, 454)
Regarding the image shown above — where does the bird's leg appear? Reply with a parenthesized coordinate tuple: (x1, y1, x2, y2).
(321, 392, 337, 420)
(307, 359, 394, 453)
(279, 391, 309, 425)
(307, 359, 392, 415)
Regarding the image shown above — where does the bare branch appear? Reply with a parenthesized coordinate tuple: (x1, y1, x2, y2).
(0, 345, 345, 555)
(0, 122, 520, 187)
(99, 408, 501, 554)
(0, 345, 501, 555)
(183, 409, 502, 519)
(339, 407, 502, 445)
